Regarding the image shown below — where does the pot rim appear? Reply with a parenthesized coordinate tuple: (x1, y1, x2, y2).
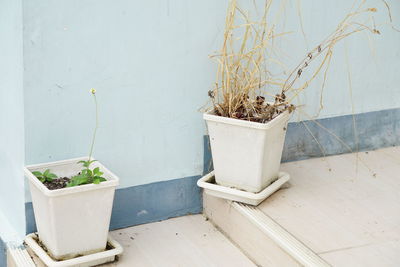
(203, 109, 290, 130)
(24, 157, 119, 197)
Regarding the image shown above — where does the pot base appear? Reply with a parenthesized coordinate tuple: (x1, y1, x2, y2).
(25, 233, 123, 267)
(197, 171, 290, 206)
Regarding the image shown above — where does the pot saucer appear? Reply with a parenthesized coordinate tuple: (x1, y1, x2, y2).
(197, 171, 290, 206)
(24, 233, 123, 267)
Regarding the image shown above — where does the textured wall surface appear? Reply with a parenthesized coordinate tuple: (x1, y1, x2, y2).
(0, 237, 5, 267)
(0, 0, 26, 240)
(22, 1, 400, 192)
(23, 0, 225, 190)
(25, 107, 400, 233)
(282, 108, 400, 162)
(26, 175, 202, 233)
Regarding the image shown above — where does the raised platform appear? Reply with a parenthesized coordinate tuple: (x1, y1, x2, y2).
(11, 147, 400, 266)
(21, 215, 256, 267)
(204, 146, 400, 266)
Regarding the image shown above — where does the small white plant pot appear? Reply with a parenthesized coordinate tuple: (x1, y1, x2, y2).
(204, 111, 289, 193)
(24, 157, 119, 261)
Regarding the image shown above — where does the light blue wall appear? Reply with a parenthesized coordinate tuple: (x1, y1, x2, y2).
(22, 0, 400, 195)
(0, 0, 26, 241)
(275, 0, 400, 120)
(23, 0, 226, 190)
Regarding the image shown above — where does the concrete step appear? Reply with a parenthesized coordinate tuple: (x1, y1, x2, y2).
(204, 146, 400, 267)
(204, 194, 328, 267)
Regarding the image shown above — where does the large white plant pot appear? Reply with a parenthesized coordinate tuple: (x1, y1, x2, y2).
(204, 111, 289, 193)
(24, 157, 119, 260)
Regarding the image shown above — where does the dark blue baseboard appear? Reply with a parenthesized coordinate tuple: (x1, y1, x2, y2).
(25, 175, 202, 234)
(282, 108, 400, 162)
(202, 108, 400, 163)
(109, 175, 202, 230)
(0, 237, 5, 267)
(25, 108, 400, 234)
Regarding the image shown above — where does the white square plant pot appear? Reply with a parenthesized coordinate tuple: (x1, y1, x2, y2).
(24, 157, 119, 261)
(204, 110, 289, 193)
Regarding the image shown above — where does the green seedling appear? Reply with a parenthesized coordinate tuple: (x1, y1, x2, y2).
(77, 159, 97, 168)
(67, 89, 107, 187)
(32, 169, 58, 183)
(67, 160, 106, 187)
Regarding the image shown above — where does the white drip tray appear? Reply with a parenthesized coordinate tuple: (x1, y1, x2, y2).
(197, 171, 290, 206)
(24, 233, 123, 267)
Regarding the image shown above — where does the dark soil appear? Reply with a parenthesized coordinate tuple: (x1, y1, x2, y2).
(211, 93, 295, 123)
(43, 177, 70, 190)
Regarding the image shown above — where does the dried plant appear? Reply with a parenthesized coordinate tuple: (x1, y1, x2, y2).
(207, 0, 381, 123)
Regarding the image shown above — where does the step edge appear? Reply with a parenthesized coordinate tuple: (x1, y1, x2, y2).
(7, 243, 36, 267)
(233, 202, 331, 267)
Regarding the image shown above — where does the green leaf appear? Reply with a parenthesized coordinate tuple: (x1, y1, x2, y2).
(43, 169, 50, 176)
(77, 160, 90, 168)
(66, 180, 76, 187)
(77, 159, 98, 168)
(47, 173, 58, 179)
(74, 173, 86, 179)
(87, 160, 97, 168)
(32, 171, 42, 178)
(38, 177, 46, 183)
(93, 168, 104, 176)
(77, 175, 89, 185)
(94, 176, 106, 182)
(93, 176, 106, 185)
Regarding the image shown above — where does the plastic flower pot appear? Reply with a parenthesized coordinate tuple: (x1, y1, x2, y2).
(24, 157, 119, 260)
(204, 110, 289, 193)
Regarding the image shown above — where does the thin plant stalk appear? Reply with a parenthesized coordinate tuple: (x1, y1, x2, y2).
(208, 0, 380, 124)
(88, 89, 98, 162)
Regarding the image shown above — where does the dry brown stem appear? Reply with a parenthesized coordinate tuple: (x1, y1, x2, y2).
(208, 0, 381, 124)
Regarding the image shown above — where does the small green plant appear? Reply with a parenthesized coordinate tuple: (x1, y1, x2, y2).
(32, 169, 58, 183)
(67, 164, 106, 187)
(67, 89, 107, 187)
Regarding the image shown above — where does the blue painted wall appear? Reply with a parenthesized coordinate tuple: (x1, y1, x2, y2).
(0, 237, 5, 267)
(271, 0, 400, 119)
(282, 108, 400, 162)
(27, 175, 202, 233)
(25, 107, 400, 233)
(22, 1, 400, 192)
(0, 0, 26, 241)
(19, 0, 400, 232)
(23, 0, 226, 190)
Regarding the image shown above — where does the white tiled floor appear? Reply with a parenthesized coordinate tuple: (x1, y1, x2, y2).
(105, 214, 255, 267)
(28, 215, 256, 267)
(259, 146, 400, 266)
(26, 146, 400, 267)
